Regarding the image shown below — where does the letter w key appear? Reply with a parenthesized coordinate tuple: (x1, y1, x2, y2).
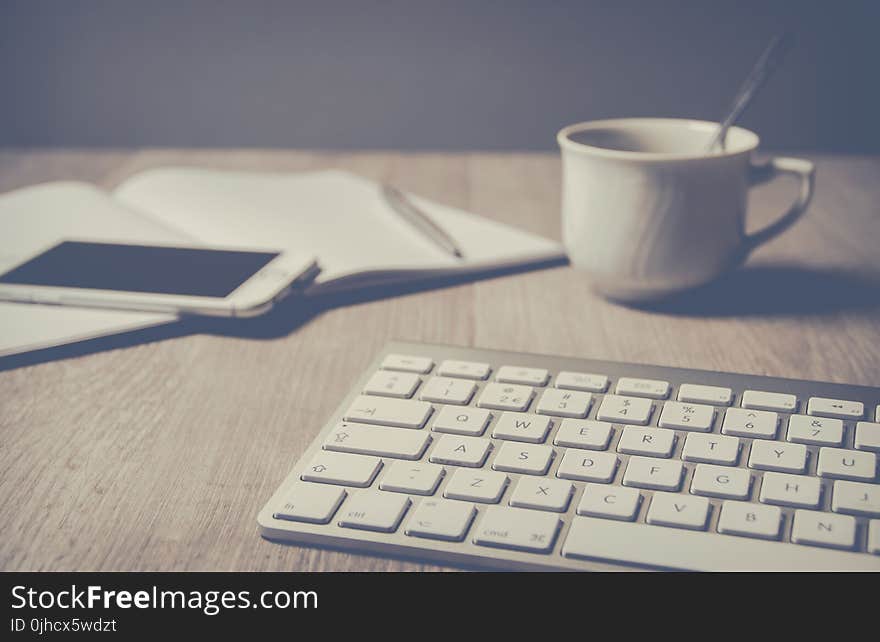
(492, 412, 552, 443)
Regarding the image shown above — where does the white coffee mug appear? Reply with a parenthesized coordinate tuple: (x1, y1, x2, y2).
(558, 118, 815, 302)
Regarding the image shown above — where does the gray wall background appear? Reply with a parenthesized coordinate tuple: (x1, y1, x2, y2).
(1, 0, 878, 151)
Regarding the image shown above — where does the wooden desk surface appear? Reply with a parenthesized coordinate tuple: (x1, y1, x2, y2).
(1, 149, 879, 571)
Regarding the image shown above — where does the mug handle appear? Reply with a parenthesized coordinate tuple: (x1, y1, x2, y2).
(743, 156, 816, 254)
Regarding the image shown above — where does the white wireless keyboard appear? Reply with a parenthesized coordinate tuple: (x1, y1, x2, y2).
(259, 342, 880, 571)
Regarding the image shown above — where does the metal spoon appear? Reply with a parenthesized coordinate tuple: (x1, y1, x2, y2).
(707, 33, 794, 152)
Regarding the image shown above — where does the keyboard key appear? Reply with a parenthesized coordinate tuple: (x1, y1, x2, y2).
(791, 509, 855, 550)
(476, 382, 533, 412)
(473, 506, 561, 553)
(429, 434, 492, 467)
(717, 501, 781, 540)
(831, 480, 880, 517)
(419, 376, 476, 405)
(509, 477, 574, 512)
(807, 397, 864, 420)
(681, 433, 740, 465)
(492, 442, 554, 475)
(324, 422, 431, 460)
(443, 468, 508, 503)
(622, 456, 683, 491)
(855, 421, 880, 452)
(596, 394, 653, 425)
(553, 419, 613, 450)
(274, 482, 346, 524)
(690, 464, 751, 499)
(658, 401, 715, 431)
(491, 411, 552, 443)
(787, 414, 844, 446)
(759, 472, 821, 508)
(747, 440, 808, 473)
(379, 461, 445, 495)
(437, 359, 491, 380)
(576, 484, 641, 521)
(742, 390, 797, 413)
(616, 426, 677, 458)
(363, 370, 421, 398)
(431, 405, 491, 436)
(554, 371, 608, 392)
(870, 521, 880, 554)
(496, 365, 549, 386)
(721, 407, 778, 439)
(562, 516, 875, 571)
(817, 447, 876, 481)
(677, 383, 732, 406)
(615, 377, 670, 399)
(646, 492, 710, 530)
(338, 491, 410, 532)
(535, 388, 592, 418)
(381, 353, 433, 374)
(301, 451, 383, 487)
(556, 448, 619, 482)
(405, 499, 476, 541)
(344, 395, 433, 429)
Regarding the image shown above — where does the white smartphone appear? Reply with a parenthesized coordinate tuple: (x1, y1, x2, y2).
(0, 239, 320, 317)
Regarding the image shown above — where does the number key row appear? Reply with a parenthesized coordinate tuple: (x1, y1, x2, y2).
(375, 358, 873, 424)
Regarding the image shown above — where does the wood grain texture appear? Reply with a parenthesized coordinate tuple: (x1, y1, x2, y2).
(1, 149, 879, 571)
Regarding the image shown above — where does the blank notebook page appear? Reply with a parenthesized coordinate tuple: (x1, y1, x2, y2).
(113, 168, 563, 291)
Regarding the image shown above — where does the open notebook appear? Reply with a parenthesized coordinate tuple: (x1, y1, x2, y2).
(0, 167, 564, 357)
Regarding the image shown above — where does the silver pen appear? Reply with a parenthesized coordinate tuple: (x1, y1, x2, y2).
(381, 184, 465, 259)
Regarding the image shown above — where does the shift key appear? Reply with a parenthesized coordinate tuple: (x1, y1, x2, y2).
(301, 451, 382, 487)
(344, 394, 433, 428)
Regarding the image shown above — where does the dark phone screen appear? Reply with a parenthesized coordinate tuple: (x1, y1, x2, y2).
(0, 241, 279, 298)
